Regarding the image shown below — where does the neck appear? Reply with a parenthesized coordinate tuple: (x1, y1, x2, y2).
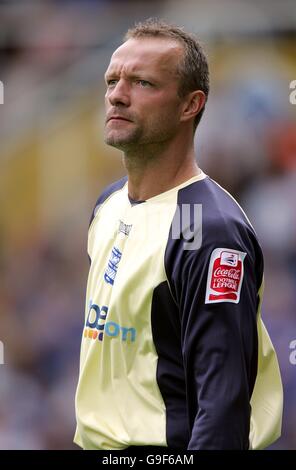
(123, 134, 200, 201)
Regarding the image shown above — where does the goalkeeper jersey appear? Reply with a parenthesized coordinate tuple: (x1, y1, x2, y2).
(74, 171, 283, 450)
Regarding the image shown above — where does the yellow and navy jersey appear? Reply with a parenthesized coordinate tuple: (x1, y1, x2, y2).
(74, 171, 283, 450)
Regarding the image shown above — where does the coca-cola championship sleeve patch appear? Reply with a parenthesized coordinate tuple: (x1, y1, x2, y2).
(205, 248, 247, 304)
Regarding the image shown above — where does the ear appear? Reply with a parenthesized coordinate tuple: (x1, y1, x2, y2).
(180, 90, 206, 123)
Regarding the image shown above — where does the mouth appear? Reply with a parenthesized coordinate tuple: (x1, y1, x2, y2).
(107, 116, 132, 123)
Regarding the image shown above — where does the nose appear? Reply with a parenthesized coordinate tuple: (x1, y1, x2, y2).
(106, 79, 130, 107)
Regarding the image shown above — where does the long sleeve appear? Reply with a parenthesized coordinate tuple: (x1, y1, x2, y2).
(166, 215, 262, 449)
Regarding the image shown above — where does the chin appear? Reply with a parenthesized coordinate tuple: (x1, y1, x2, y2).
(105, 138, 132, 151)
(105, 131, 139, 149)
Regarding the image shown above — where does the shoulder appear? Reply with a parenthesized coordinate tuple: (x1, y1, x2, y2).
(165, 176, 263, 291)
(94, 175, 128, 207)
(176, 175, 258, 247)
(88, 175, 128, 228)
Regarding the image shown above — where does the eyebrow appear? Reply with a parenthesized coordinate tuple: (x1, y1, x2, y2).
(104, 70, 158, 84)
(104, 69, 157, 81)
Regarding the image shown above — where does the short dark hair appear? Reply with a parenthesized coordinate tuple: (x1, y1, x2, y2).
(124, 18, 209, 130)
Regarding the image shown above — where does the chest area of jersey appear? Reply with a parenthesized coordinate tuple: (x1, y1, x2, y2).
(85, 199, 176, 344)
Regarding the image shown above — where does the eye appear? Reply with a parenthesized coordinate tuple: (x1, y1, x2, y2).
(136, 80, 152, 88)
(106, 79, 118, 87)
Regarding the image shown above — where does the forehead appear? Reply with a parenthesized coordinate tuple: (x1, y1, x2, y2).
(105, 37, 183, 77)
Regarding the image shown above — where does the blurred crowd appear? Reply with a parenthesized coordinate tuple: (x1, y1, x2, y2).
(0, 0, 295, 449)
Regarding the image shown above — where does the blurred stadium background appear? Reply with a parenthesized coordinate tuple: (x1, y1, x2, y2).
(0, 0, 295, 449)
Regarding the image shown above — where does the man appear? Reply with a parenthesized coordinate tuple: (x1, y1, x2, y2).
(74, 18, 283, 450)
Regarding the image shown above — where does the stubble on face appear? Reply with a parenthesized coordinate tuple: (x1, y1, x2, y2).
(104, 116, 143, 151)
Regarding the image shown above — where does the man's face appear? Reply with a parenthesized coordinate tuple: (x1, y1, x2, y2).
(104, 37, 184, 150)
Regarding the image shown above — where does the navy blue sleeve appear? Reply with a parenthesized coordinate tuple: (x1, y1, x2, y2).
(165, 182, 262, 449)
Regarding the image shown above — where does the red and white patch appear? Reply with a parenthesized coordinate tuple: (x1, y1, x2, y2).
(205, 248, 246, 304)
